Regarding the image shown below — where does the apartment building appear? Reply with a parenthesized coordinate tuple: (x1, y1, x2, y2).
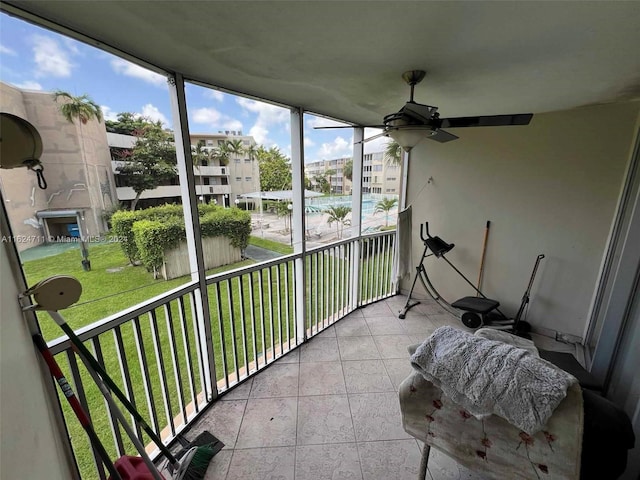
(110, 131, 259, 209)
(0, 82, 117, 251)
(305, 151, 401, 195)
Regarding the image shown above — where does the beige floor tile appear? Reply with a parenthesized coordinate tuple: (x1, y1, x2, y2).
(349, 392, 411, 441)
(335, 315, 372, 337)
(383, 358, 414, 390)
(297, 394, 355, 445)
(235, 397, 297, 448)
(295, 443, 363, 480)
(337, 336, 381, 361)
(299, 336, 341, 362)
(365, 316, 406, 335)
(226, 446, 295, 480)
(342, 359, 394, 394)
(202, 449, 233, 480)
(358, 439, 422, 480)
(360, 301, 394, 317)
(221, 378, 253, 400)
(373, 334, 415, 359)
(186, 399, 246, 449)
(298, 361, 346, 395)
(249, 363, 299, 398)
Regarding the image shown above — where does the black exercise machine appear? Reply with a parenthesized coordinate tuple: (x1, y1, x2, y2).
(399, 222, 544, 335)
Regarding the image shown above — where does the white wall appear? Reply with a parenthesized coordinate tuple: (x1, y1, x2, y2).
(403, 101, 640, 338)
(0, 237, 77, 478)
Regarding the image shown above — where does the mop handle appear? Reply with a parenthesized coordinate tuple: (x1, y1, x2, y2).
(47, 311, 180, 467)
(74, 348, 165, 480)
(32, 334, 123, 480)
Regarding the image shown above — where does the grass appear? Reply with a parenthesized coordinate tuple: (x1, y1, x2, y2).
(248, 235, 293, 255)
(22, 236, 394, 479)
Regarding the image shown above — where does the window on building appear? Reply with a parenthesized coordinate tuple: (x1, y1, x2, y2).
(243, 139, 250, 145)
(245, 177, 252, 181)
(387, 177, 396, 181)
(373, 165, 383, 171)
(235, 159, 241, 163)
(206, 140, 214, 146)
(203, 177, 211, 185)
(235, 176, 242, 181)
(244, 158, 251, 163)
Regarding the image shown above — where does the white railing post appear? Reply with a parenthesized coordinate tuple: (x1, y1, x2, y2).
(291, 107, 306, 343)
(167, 73, 218, 401)
(351, 127, 364, 309)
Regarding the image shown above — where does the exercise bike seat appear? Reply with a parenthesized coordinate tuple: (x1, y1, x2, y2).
(451, 296, 499, 314)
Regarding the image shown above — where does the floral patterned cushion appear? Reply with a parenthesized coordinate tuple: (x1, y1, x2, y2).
(399, 372, 583, 480)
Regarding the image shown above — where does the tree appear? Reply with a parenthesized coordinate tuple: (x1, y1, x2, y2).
(325, 168, 336, 194)
(325, 205, 351, 239)
(374, 197, 398, 227)
(385, 140, 402, 165)
(105, 112, 151, 135)
(54, 90, 103, 125)
(313, 174, 330, 194)
(116, 121, 177, 210)
(256, 146, 292, 191)
(343, 159, 353, 181)
(192, 140, 209, 202)
(211, 141, 231, 166)
(226, 139, 245, 157)
(54, 90, 104, 247)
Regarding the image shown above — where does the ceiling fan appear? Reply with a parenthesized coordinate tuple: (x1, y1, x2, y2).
(315, 70, 533, 152)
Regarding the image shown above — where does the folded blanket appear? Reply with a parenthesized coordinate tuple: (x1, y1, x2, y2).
(474, 328, 540, 357)
(410, 326, 577, 434)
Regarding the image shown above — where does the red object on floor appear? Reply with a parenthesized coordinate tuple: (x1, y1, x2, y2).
(108, 456, 165, 480)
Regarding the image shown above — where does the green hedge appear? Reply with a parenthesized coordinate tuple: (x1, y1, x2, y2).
(111, 204, 250, 271)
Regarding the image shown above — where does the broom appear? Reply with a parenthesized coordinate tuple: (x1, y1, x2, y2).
(23, 275, 216, 479)
(32, 334, 123, 480)
(48, 310, 215, 480)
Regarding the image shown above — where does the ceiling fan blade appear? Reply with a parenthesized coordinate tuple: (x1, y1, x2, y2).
(427, 129, 459, 143)
(440, 113, 533, 129)
(357, 131, 388, 144)
(313, 125, 385, 130)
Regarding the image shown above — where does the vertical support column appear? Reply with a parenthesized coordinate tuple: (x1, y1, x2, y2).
(351, 127, 364, 310)
(291, 108, 306, 343)
(167, 73, 217, 400)
(400, 150, 410, 210)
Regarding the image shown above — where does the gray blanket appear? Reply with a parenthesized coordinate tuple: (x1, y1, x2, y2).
(410, 326, 577, 434)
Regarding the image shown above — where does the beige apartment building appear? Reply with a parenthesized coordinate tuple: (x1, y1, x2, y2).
(305, 151, 401, 195)
(109, 132, 259, 209)
(1, 82, 259, 252)
(0, 82, 117, 252)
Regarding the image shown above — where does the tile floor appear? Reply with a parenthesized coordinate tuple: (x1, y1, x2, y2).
(183, 294, 577, 480)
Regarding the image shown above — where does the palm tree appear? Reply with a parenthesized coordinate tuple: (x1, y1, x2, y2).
(211, 142, 231, 166)
(374, 197, 398, 227)
(54, 90, 104, 246)
(325, 205, 351, 239)
(325, 168, 336, 194)
(384, 140, 402, 165)
(343, 159, 353, 181)
(226, 138, 245, 157)
(192, 140, 209, 203)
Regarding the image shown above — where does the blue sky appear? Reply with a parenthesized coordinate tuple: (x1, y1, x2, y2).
(0, 13, 389, 163)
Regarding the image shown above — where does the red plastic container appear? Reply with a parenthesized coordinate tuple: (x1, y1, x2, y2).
(108, 456, 165, 480)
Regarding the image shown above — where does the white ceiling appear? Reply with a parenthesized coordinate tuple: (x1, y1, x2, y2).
(4, 1, 640, 125)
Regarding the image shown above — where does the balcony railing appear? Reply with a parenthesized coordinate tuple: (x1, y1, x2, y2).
(47, 230, 396, 479)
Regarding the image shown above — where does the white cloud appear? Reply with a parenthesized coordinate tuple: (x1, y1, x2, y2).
(13, 80, 43, 91)
(236, 98, 289, 145)
(0, 44, 17, 56)
(318, 136, 352, 158)
(140, 104, 169, 126)
(363, 127, 392, 154)
(191, 107, 243, 133)
(204, 89, 224, 102)
(100, 105, 119, 122)
(110, 58, 166, 87)
(303, 137, 316, 147)
(32, 35, 73, 77)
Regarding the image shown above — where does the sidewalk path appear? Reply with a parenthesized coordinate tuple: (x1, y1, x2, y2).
(244, 244, 282, 261)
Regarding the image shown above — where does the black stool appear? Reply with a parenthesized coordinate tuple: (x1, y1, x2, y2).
(451, 296, 500, 329)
